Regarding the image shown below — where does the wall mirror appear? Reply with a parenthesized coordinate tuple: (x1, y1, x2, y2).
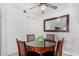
(44, 15, 69, 32)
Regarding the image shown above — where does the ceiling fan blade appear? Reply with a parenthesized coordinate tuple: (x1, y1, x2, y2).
(47, 4, 58, 9)
(29, 5, 39, 10)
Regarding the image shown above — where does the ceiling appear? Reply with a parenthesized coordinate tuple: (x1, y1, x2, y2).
(2, 3, 71, 20)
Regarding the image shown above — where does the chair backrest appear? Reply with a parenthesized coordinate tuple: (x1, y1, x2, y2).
(46, 34, 54, 40)
(27, 34, 35, 42)
(56, 38, 64, 56)
(16, 39, 27, 56)
(27, 51, 40, 56)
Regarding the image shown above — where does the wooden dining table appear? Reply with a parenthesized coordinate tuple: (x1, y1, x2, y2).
(26, 39, 56, 55)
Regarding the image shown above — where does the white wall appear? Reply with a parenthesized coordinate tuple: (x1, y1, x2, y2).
(1, 4, 39, 55)
(0, 4, 1, 56)
(1, 4, 7, 55)
(7, 10, 38, 55)
(37, 4, 79, 55)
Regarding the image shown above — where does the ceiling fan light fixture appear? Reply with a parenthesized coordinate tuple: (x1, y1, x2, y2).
(40, 4, 47, 10)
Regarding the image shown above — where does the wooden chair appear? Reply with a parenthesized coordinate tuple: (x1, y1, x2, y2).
(16, 39, 27, 56)
(46, 34, 54, 41)
(27, 34, 35, 42)
(55, 38, 64, 56)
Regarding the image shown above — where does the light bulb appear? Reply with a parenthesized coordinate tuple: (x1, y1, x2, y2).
(40, 5, 47, 10)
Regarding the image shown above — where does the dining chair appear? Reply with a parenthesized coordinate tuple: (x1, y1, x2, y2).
(42, 51, 55, 56)
(16, 39, 27, 56)
(46, 34, 54, 41)
(55, 38, 64, 56)
(27, 51, 40, 56)
(27, 34, 35, 42)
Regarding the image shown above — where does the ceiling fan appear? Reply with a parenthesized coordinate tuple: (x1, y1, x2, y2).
(28, 3, 58, 14)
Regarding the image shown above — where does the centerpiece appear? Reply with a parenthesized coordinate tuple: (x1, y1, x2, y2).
(37, 35, 44, 47)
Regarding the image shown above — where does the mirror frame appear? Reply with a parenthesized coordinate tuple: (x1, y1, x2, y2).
(44, 15, 69, 32)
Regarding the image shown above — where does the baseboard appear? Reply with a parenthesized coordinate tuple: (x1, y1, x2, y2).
(8, 52, 18, 56)
(63, 51, 72, 56)
(63, 51, 78, 56)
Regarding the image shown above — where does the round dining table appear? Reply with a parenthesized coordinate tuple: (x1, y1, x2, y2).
(26, 39, 56, 55)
